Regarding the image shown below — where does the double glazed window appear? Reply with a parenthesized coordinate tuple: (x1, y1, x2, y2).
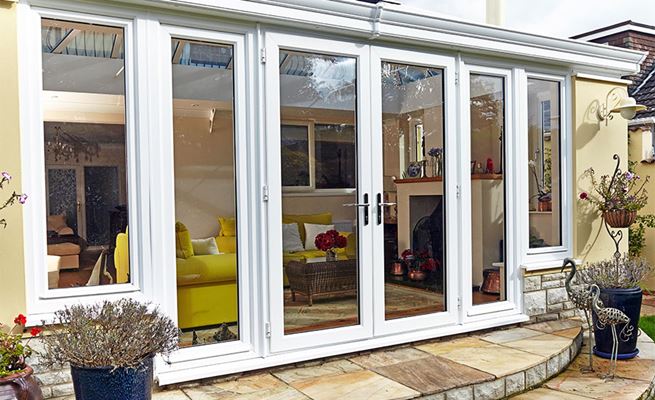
(41, 18, 130, 290)
(527, 78, 562, 250)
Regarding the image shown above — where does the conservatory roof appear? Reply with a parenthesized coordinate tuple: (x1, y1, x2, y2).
(89, 0, 648, 77)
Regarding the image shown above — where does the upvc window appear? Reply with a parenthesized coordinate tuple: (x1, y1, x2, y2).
(21, 9, 149, 321)
(523, 73, 571, 264)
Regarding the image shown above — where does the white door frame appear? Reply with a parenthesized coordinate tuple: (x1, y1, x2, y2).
(370, 46, 459, 336)
(264, 31, 373, 353)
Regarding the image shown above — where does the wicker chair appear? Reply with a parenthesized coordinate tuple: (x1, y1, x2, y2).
(285, 259, 357, 306)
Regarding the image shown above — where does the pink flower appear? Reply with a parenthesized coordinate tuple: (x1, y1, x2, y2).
(18, 194, 27, 204)
(579, 192, 589, 200)
(1, 171, 11, 181)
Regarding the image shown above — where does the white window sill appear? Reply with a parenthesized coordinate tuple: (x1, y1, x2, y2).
(521, 258, 582, 272)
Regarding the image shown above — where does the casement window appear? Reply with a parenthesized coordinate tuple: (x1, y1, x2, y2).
(20, 9, 150, 322)
(522, 73, 571, 265)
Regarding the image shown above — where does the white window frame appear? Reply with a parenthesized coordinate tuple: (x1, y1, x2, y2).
(19, 7, 152, 323)
(154, 23, 256, 364)
(520, 72, 572, 266)
(459, 62, 522, 320)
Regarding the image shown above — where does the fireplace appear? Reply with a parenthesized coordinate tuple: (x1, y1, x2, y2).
(410, 195, 444, 265)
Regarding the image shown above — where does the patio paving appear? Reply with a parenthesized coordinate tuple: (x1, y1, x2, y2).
(155, 319, 584, 400)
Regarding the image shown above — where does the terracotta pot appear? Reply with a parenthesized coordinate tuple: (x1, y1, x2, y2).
(389, 262, 404, 276)
(408, 270, 427, 281)
(537, 200, 552, 212)
(0, 366, 44, 400)
(603, 210, 637, 228)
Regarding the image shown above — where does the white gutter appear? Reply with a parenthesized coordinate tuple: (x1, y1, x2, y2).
(71, 0, 647, 76)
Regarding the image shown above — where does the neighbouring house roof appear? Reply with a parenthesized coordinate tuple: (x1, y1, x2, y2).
(573, 21, 655, 118)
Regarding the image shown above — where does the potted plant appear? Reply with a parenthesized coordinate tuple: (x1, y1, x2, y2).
(580, 168, 649, 228)
(314, 230, 347, 262)
(579, 255, 653, 359)
(401, 249, 438, 281)
(40, 299, 178, 400)
(0, 314, 43, 400)
(528, 158, 551, 211)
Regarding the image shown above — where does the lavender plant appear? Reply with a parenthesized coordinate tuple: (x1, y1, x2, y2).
(0, 171, 27, 228)
(40, 299, 178, 370)
(579, 254, 653, 289)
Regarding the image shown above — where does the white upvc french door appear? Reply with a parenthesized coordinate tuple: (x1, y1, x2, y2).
(459, 62, 522, 321)
(265, 32, 374, 353)
(370, 46, 459, 336)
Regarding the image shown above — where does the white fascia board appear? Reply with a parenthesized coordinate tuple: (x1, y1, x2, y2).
(39, 0, 646, 76)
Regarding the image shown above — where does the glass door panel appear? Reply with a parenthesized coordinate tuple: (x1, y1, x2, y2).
(266, 32, 372, 353)
(468, 73, 507, 306)
(169, 37, 240, 348)
(279, 50, 360, 335)
(371, 47, 458, 336)
(380, 62, 446, 320)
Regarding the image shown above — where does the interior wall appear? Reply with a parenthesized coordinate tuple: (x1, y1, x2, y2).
(573, 77, 629, 262)
(0, 2, 26, 326)
(174, 111, 236, 239)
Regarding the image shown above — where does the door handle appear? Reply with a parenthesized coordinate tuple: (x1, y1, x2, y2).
(376, 193, 396, 225)
(343, 193, 369, 225)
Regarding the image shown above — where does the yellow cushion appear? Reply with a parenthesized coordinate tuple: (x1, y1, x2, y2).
(282, 212, 333, 243)
(218, 217, 237, 237)
(215, 236, 237, 254)
(175, 222, 194, 259)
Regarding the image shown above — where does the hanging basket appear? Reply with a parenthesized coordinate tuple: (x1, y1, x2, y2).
(603, 210, 637, 228)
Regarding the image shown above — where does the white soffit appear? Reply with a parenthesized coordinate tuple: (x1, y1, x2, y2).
(105, 0, 650, 77)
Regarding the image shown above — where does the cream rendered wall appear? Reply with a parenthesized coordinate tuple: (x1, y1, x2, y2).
(628, 127, 655, 289)
(573, 77, 629, 262)
(0, 1, 27, 326)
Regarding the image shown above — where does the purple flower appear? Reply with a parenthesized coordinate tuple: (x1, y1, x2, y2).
(1, 171, 11, 181)
(625, 171, 635, 181)
(18, 194, 28, 204)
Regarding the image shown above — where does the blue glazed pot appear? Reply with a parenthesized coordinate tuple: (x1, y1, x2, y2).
(70, 357, 153, 400)
(592, 287, 642, 360)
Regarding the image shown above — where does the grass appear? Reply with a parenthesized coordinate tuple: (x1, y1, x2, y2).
(639, 315, 655, 341)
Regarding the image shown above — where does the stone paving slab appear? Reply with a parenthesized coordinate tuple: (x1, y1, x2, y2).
(371, 354, 494, 395)
(515, 326, 655, 399)
(156, 321, 584, 400)
(290, 370, 419, 400)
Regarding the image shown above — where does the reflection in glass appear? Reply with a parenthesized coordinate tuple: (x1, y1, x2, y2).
(171, 39, 238, 347)
(528, 79, 561, 248)
(469, 74, 506, 305)
(381, 62, 446, 320)
(41, 19, 129, 290)
(279, 50, 359, 334)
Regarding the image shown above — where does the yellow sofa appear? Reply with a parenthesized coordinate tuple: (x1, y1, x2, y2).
(176, 236, 238, 330)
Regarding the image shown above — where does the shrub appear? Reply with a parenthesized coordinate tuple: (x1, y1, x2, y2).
(40, 299, 178, 369)
(579, 254, 653, 289)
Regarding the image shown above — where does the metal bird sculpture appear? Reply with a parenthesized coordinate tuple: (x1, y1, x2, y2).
(590, 284, 634, 380)
(561, 258, 594, 372)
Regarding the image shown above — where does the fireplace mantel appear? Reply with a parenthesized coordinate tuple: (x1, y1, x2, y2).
(394, 174, 502, 185)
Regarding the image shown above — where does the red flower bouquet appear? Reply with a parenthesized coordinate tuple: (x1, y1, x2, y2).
(315, 230, 347, 261)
